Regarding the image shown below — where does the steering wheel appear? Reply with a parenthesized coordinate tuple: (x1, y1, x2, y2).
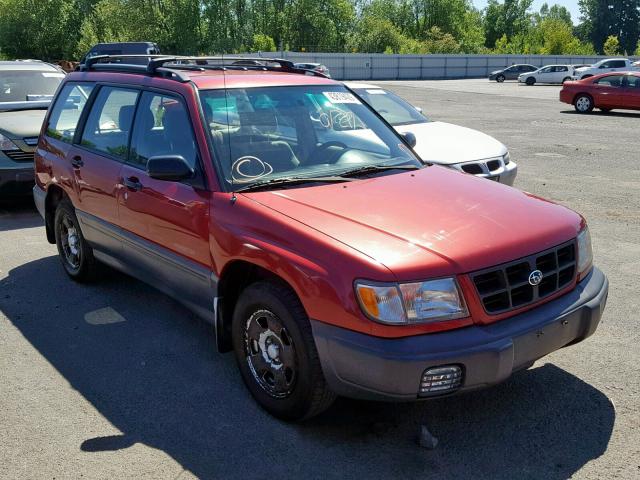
(310, 141, 348, 164)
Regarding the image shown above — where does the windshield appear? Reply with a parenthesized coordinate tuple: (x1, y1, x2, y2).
(200, 85, 422, 190)
(0, 70, 64, 103)
(350, 88, 428, 126)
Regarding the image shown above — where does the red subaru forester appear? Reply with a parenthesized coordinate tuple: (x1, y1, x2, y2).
(34, 56, 608, 420)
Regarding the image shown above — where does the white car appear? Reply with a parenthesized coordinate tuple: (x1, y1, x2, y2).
(518, 65, 574, 85)
(573, 58, 639, 80)
(345, 82, 517, 185)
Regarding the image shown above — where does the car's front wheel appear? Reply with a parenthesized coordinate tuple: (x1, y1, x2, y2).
(526, 77, 536, 86)
(574, 94, 594, 113)
(496, 74, 505, 83)
(54, 199, 99, 281)
(232, 281, 336, 421)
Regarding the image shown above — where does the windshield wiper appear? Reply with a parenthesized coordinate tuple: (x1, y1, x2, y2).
(339, 164, 422, 178)
(234, 175, 354, 193)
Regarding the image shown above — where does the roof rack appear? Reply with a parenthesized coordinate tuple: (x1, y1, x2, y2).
(77, 55, 329, 82)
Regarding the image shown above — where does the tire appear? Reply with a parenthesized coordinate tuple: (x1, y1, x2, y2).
(574, 94, 594, 113)
(562, 77, 572, 84)
(581, 75, 593, 80)
(54, 199, 98, 281)
(496, 74, 505, 83)
(599, 108, 611, 113)
(232, 281, 336, 421)
(525, 77, 536, 86)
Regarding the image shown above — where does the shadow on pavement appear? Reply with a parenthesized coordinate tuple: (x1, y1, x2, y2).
(0, 197, 42, 232)
(0, 256, 615, 480)
(560, 109, 640, 118)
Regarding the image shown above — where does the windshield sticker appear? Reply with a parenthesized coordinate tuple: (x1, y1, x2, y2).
(323, 91, 360, 104)
(319, 110, 357, 130)
(41, 72, 65, 78)
(365, 89, 387, 95)
(232, 156, 273, 183)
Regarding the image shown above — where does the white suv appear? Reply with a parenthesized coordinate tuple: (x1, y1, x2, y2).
(518, 65, 574, 85)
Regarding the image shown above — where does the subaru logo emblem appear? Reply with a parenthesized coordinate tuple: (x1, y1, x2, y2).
(529, 269, 543, 286)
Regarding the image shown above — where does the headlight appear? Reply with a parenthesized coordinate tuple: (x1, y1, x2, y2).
(503, 151, 511, 165)
(355, 278, 468, 325)
(577, 227, 593, 275)
(0, 133, 19, 151)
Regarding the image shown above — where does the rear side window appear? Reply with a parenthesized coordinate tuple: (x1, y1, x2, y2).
(46, 82, 95, 143)
(80, 86, 139, 160)
(595, 75, 623, 87)
(129, 91, 198, 169)
(625, 76, 640, 88)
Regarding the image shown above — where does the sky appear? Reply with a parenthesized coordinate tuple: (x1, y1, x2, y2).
(471, 0, 581, 24)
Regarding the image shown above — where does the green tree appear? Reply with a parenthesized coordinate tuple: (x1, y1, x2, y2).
(579, 0, 640, 54)
(483, 0, 533, 49)
(251, 34, 276, 52)
(603, 35, 621, 56)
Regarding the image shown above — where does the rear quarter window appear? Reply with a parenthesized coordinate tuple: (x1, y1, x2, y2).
(46, 82, 95, 143)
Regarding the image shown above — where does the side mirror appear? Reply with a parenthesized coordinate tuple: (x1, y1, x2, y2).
(146, 155, 194, 181)
(401, 132, 417, 148)
(413, 105, 423, 114)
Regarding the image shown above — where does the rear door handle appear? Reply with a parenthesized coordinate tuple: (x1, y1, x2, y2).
(71, 155, 83, 168)
(123, 176, 143, 191)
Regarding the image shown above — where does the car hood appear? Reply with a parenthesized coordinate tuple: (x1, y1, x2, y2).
(490, 70, 502, 75)
(0, 109, 47, 139)
(243, 166, 581, 279)
(575, 67, 589, 72)
(394, 121, 507, 165)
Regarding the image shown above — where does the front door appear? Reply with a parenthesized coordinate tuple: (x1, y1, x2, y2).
(117, 90, 212, 315)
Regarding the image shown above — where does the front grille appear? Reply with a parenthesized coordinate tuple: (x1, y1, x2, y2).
(471, 240, 576, 314)
(461, 163, 483, 174)
(487, 159, 501, 171)
(3, 150, 34, 162)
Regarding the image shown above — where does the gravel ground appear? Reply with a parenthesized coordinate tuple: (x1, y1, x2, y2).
(1, 79, 639, 480)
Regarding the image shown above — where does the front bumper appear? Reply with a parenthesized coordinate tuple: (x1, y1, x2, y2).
(0, 162, 34, 196)
(312, 267, 608, 401)
(448, 159, 518, 186)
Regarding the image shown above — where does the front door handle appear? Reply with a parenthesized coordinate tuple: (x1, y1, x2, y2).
(123, 176, 142, 191)
(71, 155, 83, 168)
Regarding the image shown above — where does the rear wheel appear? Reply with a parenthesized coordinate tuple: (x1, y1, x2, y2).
(526, 77, 536, 86)
(574, 94, 594, 113)
(232, 281, 336, 421)
(562, 77, 572, 84)
(54, 199, 98, 281)
(496, 74, 505, 83)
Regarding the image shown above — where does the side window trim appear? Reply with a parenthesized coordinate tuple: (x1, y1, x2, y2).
(76, 85, 141, 163)
(72, 83, 101, 145)
(45, 81, 96, 143)
(127, 89, 206, 189)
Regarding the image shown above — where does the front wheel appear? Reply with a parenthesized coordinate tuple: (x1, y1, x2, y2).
(232, 281, 336, 421)
(54, 199, 98, 281)
(525, 77, 536, 86)
(574, 94, 594, 113)
(496, 74, 505, 83)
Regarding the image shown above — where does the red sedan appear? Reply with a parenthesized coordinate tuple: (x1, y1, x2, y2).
(560, 72, 640, 113)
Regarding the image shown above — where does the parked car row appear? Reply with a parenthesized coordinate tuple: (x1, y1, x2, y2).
(28, 54, 607, 421)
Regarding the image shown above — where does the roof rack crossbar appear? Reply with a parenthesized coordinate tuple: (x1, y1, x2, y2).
(78, 54, 329, 80)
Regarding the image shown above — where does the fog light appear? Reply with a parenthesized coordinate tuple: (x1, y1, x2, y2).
(419, 365, 462, 396)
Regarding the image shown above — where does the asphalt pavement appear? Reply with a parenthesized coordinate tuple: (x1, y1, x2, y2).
(1, 79, 639, 479)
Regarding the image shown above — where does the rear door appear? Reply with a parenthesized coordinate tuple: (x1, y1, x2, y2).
(554, 66, 570, 83)
(117, 90, 212, 314)
(73, 86, 138, 235)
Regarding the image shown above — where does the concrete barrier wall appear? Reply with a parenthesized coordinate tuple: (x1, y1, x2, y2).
(246, 52, 638, 80)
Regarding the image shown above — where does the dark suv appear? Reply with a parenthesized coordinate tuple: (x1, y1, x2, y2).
(34, 56, 608, 420)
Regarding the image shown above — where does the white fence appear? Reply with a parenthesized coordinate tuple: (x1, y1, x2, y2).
(249, 52, 636, 80)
